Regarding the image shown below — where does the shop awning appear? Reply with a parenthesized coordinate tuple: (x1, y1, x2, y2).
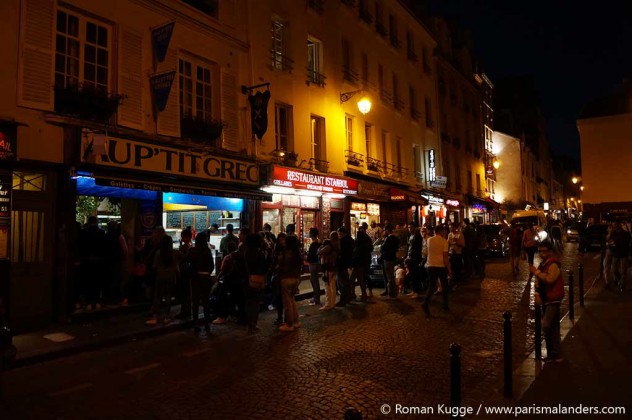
(92, 175, 272, 201)
(466, 194, 499, 211)
(390, 188, 428, 205)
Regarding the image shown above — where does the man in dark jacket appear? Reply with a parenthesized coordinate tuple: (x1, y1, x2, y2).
(351, 224, 374, 301)
(380, 224, 400, 298)
(337, 226, 355, 306)
(406, 223, 423, 298)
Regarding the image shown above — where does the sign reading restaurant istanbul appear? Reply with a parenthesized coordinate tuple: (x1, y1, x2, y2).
(271, 166, 357, 195)
(81, 135, 260, 186)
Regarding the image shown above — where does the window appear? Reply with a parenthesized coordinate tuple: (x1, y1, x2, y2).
(181, 0, 219, 18)
(424, 96, 433, 127)
(455, 165, 462, 191)
(359, 0, 373, 23)
(307, 36, 325, 86)
(345, 114, 353, 151)
(179, 58, 212, 121)
(392, 73, 403, 110)
(271, 19, 292, 71)
(389, 14, 399, 48)
(406, 32, 417, 61)
(395, 137, 402, 172)
(341, 38, 357, 82)
(375, 1, 386, 37)
(381, 130, 389, 163)
(55, 10, 110, 91)
(360, 52, 368, 86)
(467, 170, 473, 193)
(476, 173, 481, 195)
(409, 86, 419, 120)
(311, 115, 326, 163)
(275, 103, 293, 151)
(422, 46, 431, 74)
(365, 123, 372, 158)
(413, 145, 422, 179)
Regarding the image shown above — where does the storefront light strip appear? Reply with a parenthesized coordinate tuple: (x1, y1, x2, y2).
(262, 186, 296, 195)
(323, 193, 346, 199)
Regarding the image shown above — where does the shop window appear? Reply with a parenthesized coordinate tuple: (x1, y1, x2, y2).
(12, 172, 47, 192)
(55, 10, 110, 92)
(275, 103, 293, 151)
(179, 58, 212, 122)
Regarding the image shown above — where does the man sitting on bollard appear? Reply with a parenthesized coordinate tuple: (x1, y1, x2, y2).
(529, 241, 564, 362)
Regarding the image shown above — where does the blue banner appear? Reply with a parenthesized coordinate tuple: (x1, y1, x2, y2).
(150, 71, 176, 112)
(151, 22, 175, 63)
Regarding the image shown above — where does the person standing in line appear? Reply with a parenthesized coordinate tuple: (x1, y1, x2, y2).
(212, 240, 238, 325)
(175, 227, 193, 319)
(306, 228, 322, 306)
(79, 216, 106, 310)
(461, 218, 476, 280)
(448, 223, 465, 289)
(422, 225, 453, 317)
(606, 221, 631, 291)
(522, 223, 538, 281)
(277, 235, 303, 332)
(187, 232, 215, 332)
(146, 235, 178, 325)
(420, 226, 431, 291)
(318, 232, 339, 311)
(336, 226, 354, 306)
(241, 231, 268, 333)
(380, 224, 400, 298)
(508, 223, 523, 275)
(368, 221, 383, 244)
(351, 223, 373, 301)
(406, 223, 423, 298)
(270, 232, 287, 324)
(529, 241, 564, 362)
(219, 223, 240, 257)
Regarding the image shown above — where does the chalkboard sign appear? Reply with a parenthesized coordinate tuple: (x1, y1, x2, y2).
(166, 212, 181, 228)
(195, 211, 208, 232)
(182, 212, 194, 229)
(209, 211, 221, 227)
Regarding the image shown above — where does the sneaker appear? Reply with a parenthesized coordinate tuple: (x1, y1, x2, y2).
(212, 317, 226, 325)
(308, 299, 317, 306)
(145, 318, 158, 325)
(278, 324, 295, 332)
(268, 304, 276, 311)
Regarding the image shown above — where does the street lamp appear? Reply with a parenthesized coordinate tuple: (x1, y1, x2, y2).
(493, 160, 500, 169)
(572, 176, 579, 184)
(341, 90, 372, 115)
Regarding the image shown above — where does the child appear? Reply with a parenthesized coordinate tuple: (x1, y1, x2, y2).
(395, 262, 406, 295)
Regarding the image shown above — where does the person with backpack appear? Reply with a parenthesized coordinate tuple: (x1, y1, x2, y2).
(318, 232, 340, 311)
(187, 232, 215, 332)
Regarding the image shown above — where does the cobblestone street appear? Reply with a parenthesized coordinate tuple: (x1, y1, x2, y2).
(1, 244, 600, 419)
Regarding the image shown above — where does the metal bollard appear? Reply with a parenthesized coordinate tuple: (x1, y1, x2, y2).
(534, 304, 542, 360)
(503, 311, 513, 397)
(568, 270, 575, 321)
(578, 263, 584, 307)
(450, 343, 462, 417)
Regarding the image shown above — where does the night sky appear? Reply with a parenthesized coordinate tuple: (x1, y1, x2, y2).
(427, 0, 632, 163)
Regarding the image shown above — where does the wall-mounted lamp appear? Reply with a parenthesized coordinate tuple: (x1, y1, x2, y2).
(340, 90, 372, 115)
(492, 160, 500, 169)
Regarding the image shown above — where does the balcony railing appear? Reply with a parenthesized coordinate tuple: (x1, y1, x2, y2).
(309, 157, 329, 173)
(390, 35, 401, 49)
(379, 88, 392, 104)
(414, 170, 424, 181)
(270, 51, 294, 72)
(345, 150, 364, 168)
(407, 49, 418, 62)
(366, 156, 380, 172)
(410, 108, 422, 121)
(342, 67, 359, 83)
(306, 68, 326, 86)
(393, 97, 405, 111)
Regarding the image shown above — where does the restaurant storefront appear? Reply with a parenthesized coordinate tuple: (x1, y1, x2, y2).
(466, 195, 500, 224)
(261, 165, 358, 249)
(347, 180, 391, 237)
(388, 188, 428, 227)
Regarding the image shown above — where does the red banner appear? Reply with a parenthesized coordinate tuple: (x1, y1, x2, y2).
(271, 166, 358, 195)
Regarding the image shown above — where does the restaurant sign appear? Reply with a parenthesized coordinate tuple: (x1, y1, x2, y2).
(81, 134, 260, 186)
(271, 166, 358, 195)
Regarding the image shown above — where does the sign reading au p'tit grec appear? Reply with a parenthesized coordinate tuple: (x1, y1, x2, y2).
(81, 134, 260, 185)
(271, 166, 357, 195)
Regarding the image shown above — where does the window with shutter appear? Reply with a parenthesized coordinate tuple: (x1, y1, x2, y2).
(221, 71, 238, 151)
(118, 29, 143, 129)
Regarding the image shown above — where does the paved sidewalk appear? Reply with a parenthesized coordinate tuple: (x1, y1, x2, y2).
(9, 275, 325, 368)
(482, 281, 632, 418)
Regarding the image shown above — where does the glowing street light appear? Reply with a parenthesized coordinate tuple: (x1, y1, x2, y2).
(572, 177, 579, 184)
(357, 96, 372, 115)
(493, 160, 500, 169)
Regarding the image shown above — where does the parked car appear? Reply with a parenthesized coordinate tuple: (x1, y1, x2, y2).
(483, 224, 509, 257)
(579, 223, 609, 252)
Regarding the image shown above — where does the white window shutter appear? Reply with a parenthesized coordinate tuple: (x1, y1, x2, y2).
(18, 0, 54, 110)
(118, 28, 144, 130)
(156, 47, 180, 137)
(221, 71, 239, 151)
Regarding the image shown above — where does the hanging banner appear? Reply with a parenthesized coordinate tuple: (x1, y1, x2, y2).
(430, 175, 447, 189)
(151, 21, 175, 63)
(427, 149, 436, 181)
(0, 173, 11, 219)
(150, 71, 176, 112)
(248, 90, 271, 140)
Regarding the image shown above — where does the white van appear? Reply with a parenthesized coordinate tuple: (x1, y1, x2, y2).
(510, 210, 549, 241)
